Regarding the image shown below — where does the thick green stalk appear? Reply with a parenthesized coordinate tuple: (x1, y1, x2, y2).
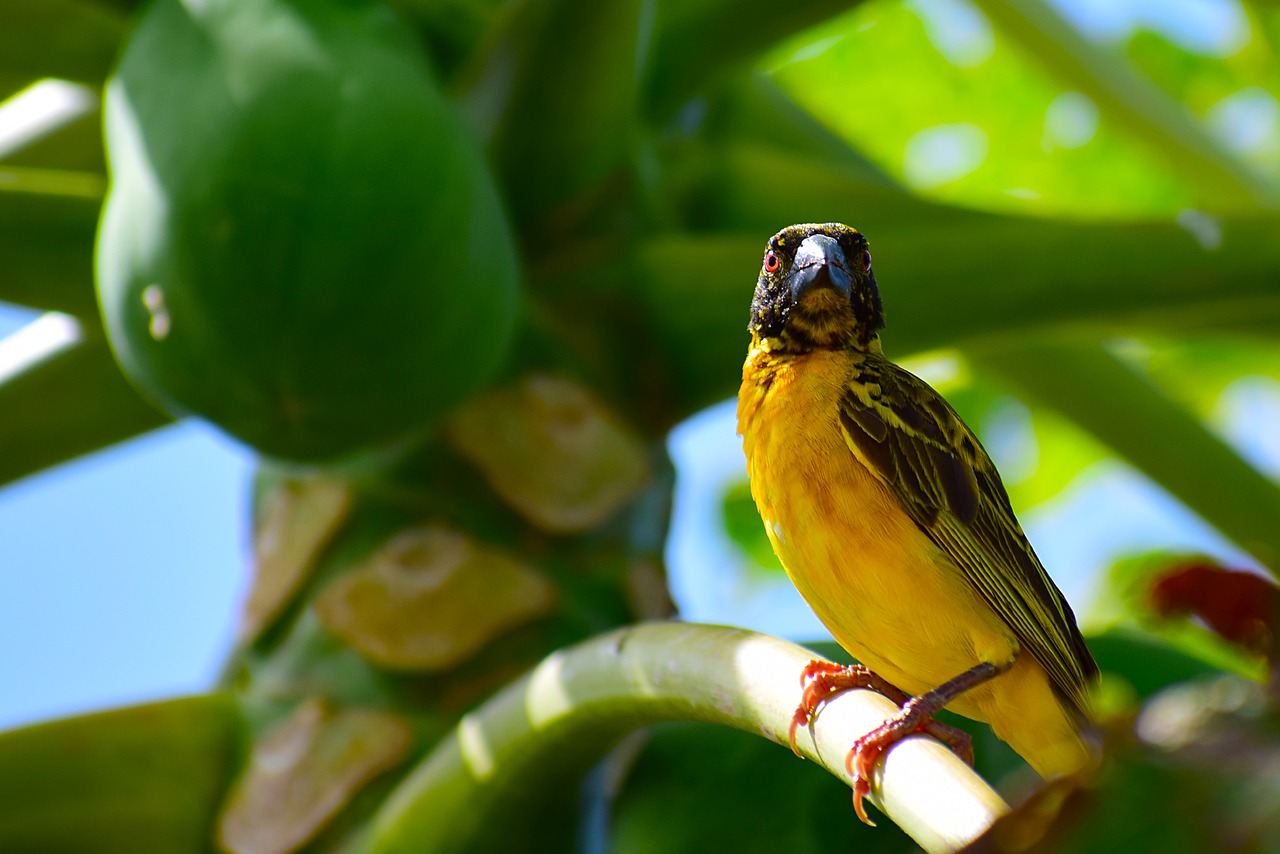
(0, 321, 169, 489)
(358, 623, 1009, 854)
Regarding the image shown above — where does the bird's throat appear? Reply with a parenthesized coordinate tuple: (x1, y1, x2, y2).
(782, 289, 861, 351)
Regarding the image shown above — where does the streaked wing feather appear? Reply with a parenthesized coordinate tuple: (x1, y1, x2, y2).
(839, 356, 1097, 717)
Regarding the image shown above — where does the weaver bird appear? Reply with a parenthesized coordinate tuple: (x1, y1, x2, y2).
(736, 223, 1098, 823)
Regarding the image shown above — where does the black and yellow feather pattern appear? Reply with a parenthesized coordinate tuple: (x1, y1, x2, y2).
(837, 351, 1098, 719)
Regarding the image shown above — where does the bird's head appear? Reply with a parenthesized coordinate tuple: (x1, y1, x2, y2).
(748, 222, 884, 352)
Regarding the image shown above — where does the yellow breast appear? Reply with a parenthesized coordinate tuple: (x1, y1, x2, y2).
(737, 345, 1091, 777)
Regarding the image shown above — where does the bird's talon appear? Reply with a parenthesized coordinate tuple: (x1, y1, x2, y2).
(788, 707, 811, 758)
(852, 777, 876, 827)
(799, 659, 843, 687)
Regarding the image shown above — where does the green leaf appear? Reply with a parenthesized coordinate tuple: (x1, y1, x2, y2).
(970, 341, 1280, 573)
(766, 3, 1196, 219)
(0, 695, 246, 854)
(972, 0, 1278, 210)
(0, 326, 169, 490)
(0, 1, 125, 86)
(0, 189, 102, 319)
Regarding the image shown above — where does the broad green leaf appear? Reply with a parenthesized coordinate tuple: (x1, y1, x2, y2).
(765, 2, 1199, 217)
(971, 341, 1280, 573)
(972, 0, 1278, 209)
(0, 695, 246, 854)
(0, 2, 125, 86)
(0, 188, 102, 318)
(637, 77, 1280, 414)
(1122, 26, 1280, 185)
(0, 328, 169, 490)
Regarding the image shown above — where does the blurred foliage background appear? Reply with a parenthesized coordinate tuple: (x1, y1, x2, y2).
(2, 0, 1280, 851)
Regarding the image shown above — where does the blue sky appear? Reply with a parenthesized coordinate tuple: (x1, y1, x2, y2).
(0, 303, 254, 728)
(1, 0, 1275, 731)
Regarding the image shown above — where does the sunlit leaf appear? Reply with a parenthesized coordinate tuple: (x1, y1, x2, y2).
(972, 0, 1277, 209)
(765, 2, 1198, 217)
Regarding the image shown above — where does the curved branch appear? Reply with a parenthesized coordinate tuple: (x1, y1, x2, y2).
(359, 623, 1009, 854)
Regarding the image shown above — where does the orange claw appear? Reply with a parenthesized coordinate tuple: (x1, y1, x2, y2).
(789, 658, 983, 826)
(787, 660, 911, 757)
(843, 696, 977, 826)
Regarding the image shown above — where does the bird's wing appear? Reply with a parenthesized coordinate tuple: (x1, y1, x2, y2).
(838, 355, 1097, 717)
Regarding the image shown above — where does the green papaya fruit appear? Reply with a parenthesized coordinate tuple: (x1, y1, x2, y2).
(96, 0, 519, 461)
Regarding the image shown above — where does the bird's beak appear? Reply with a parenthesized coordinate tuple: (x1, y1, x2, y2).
(788, 233, 852, 303)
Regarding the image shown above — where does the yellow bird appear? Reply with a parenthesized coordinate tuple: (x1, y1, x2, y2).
(736, 223, 1098, 823)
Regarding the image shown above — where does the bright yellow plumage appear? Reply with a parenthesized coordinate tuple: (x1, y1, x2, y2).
(736, 223, 1097, 807)
(739, 344, 1090, 778)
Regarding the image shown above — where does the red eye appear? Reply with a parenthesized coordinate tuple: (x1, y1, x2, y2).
(764, 252, 780, 273)
(862, 249, 872, 273)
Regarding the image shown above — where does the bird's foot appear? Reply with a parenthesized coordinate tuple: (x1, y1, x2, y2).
(787, 660, 911, 757)
(844, 695, 975, 825)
